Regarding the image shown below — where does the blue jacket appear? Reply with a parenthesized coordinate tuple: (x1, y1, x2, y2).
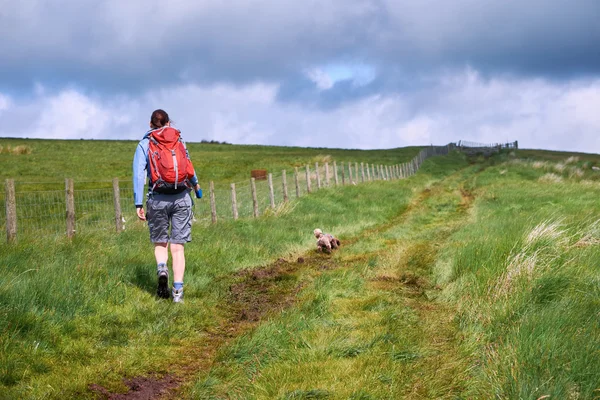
(132, 129, 199, 207)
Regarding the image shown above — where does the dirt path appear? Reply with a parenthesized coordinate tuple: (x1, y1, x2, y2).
(90, 166, 481, 399)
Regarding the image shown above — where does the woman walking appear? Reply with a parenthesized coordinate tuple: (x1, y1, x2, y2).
(132, 109, 201, 303)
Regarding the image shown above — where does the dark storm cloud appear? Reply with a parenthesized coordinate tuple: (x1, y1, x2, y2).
(1, 0, 598, 98)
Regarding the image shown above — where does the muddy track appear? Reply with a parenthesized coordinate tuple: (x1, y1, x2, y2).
(89, 256, 341, 399)
(90, 163, 486, 400)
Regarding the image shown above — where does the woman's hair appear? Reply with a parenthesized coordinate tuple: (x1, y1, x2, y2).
(150, 109, 170, 129)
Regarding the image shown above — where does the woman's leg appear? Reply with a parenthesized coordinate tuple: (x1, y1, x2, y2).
(170, 243, 185, 283)
(154, 242, 168, 265)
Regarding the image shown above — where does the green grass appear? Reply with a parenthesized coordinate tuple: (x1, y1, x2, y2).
(434, 158, 600, 399)
(0, 150, 462, 398)
(0, 138, 422, 190)
(1, 142, 600, 399)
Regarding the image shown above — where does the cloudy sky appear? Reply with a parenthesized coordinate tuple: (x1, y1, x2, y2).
(1, 0, 599, 152)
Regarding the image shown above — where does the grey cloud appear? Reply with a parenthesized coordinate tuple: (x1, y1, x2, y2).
(1, 0, 598, 97)
(2, 73, 598, 153)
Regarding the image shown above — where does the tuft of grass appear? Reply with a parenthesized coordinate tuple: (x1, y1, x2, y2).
(538, 172, 562, 183)
(0, 144, 33, 155)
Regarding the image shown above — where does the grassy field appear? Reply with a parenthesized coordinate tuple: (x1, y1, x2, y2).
(0, 138, 421, 190)
(1, 140, 600, 399)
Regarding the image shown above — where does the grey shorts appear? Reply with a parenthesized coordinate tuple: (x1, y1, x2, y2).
(146, 191, 193, 244)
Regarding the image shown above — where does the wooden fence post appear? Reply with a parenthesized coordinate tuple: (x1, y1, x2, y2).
(305, 165, 312, 193)
(65, 178, 75, 239)
(315, 162, 321, 189)
(355, 163, 359, 184)
(268, 173, 275, 208)
(5, 179, 17, 243)
(334, 161, 339, 185)
(366, 163, 371, 181)
(209, 181, 217, 224)
(294, 167, 300, 198)
(341, 162, 346, 185)
(282, 170, 289, 202)
(325, 163, 330, 187)
(251, 178, 259, 218)
(360, 162, 365, 183)
(348, 163, 354, 184)
(231, 183, 238, 220)
(112, 178, 123, 232)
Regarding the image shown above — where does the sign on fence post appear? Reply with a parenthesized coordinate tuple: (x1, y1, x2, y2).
(305, 165, 312, 193)
(251, 178, 259, 218)
(5, 179, 17, 243)
(333, 161, 339, 185)
(65, 178, 75, 239)
(231, 183, 238, 220)
(112, 178, 123, 232)
(210, 181, 217, 224)
(294, 167, 300, 198)
(268, 173, 275, 208)
(282, 170, 289, 202)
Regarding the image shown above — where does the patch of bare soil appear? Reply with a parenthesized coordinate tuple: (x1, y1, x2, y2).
(228, 257, 304, 322)
(89, 376, 180, 400)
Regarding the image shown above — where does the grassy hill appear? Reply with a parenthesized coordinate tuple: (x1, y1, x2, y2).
(0, 138, 422, 189)
(1, 140, 599, 399)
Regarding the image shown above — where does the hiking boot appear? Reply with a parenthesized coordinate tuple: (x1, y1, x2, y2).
(172, 287, 184, 303)
(156, 265, 170, 299)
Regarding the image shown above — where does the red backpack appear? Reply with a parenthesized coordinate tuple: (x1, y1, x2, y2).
(148, 127, 196, 193)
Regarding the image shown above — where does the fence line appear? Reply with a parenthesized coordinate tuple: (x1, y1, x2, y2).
(4, 142, 501, 243)
(457, 140, 518, 156)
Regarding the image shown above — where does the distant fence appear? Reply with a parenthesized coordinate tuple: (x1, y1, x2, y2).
(2, 144, 459, 243)
(457, 140, 518, 156)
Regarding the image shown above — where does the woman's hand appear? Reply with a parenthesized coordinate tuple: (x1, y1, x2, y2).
(136, 207, 146, 221)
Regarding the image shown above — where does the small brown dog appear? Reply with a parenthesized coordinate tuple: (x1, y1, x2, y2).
(314, 228, 341, 253)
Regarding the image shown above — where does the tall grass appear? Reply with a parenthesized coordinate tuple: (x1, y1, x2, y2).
(434, 158, 600, 399)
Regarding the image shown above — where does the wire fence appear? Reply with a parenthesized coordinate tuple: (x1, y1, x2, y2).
(2, 142, 498, 243)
